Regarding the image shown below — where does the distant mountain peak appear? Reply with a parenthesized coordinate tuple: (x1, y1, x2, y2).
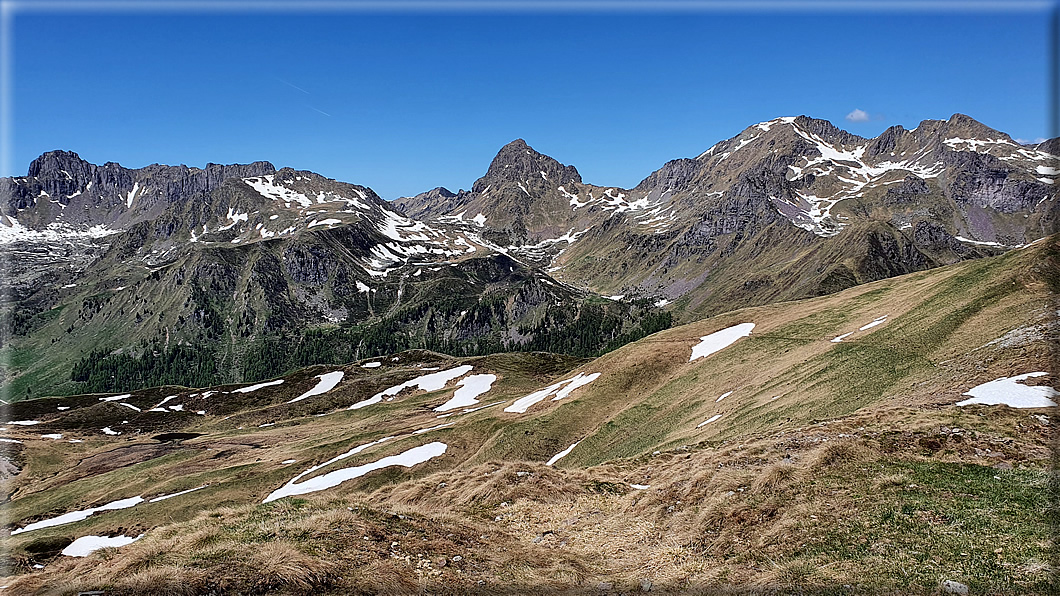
(472, 139, 582, 193)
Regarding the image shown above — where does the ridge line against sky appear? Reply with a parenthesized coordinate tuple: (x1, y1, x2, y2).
(2, 1, 1056, 199)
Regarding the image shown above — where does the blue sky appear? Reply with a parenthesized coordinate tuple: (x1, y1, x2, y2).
(5, 3, 1056, 199)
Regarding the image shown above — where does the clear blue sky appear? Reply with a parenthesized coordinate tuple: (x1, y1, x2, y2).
(6, 3, 1056, 199)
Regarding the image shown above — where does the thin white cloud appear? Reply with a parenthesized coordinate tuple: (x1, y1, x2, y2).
(1014, 137, 1046, 145)
(845, 108, 870, 123)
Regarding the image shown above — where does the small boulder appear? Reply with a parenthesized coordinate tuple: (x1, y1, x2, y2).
(942, 580, 969, 595)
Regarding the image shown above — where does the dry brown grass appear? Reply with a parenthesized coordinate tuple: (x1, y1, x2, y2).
(252, 540, 332, 591)
(378, 461, 595, 513)
(750, 462, 796, 494)
(804, 437, 875, 470)
(873, 472, 909, 489)
(6, 393, 1054, 595)
(113, 565, 206, 596)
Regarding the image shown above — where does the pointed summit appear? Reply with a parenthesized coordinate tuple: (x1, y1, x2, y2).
(472, 139, 581, 193)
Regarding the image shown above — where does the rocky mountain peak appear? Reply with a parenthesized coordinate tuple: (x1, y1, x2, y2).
(391, 186, 462, 219)
(27, 150, 94, 181)
(792, 115, 866, 146)
(864, 124, 909, 157)
(471, 139, 582, 193)
(944, 112, 1008, 140)
(909, 113, 1007, 145)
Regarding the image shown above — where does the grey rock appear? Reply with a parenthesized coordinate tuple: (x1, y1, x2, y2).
(941, 579, 969, 595)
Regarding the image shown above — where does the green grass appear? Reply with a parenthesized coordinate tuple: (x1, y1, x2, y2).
(798, 460, 1055, 594)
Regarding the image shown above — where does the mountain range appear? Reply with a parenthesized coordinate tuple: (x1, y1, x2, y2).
(2, 113, 1056, 401)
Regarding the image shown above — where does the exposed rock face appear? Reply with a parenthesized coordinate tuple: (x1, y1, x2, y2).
(883, 175, 930, 205)
(912, 220, 973, 256)
(633, 158, 699, 194)
(943, 151, 1048, 213)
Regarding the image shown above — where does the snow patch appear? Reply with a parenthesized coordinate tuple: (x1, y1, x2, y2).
(12, 496, 144, 535)
(412, 422, 454, 435)
(955, 372, 1058, 408)
(697, 414, 723, 428)
(62, 534, 143, 557)
(263, 441, 446, 503)
(244, 175, 312, 208)
(125, 182, 141, 208)
(690, 323, 755, 361)
(288, 371, 345, 403)
(434, 374, 497, 412)
(504, 372, 600, 414)
(349, 365, 473, 410)
(149, 485, 208, 502)
(232, 379, 285, 393)
(546, 440, 581, 466)
(858, 316, 888, 331)
(955, 235, 1005, 248)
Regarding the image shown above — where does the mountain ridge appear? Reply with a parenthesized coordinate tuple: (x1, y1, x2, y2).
(1, 112, 1056, 401)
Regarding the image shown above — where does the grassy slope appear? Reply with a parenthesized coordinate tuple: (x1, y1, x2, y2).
(0, 236, 1055, 594)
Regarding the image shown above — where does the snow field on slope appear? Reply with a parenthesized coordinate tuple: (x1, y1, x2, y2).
(288, 371, 345, 403)
(232, 379, 285, 394)
(263, 441, 447, 503)
(689, 323, 755, 361)
(62, 534, 143, 557)
(349, 365, 474, 410)
(546, 440, 581, 466)
(11, 482, 215, 535)
(830, 316, 888, 342)
(697, 414, 723, 428)
(11, 496, 144, 535)
(504, 372, 601, 414)
(434, 374, 498, 412)
(955, 372, 1058, 408)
